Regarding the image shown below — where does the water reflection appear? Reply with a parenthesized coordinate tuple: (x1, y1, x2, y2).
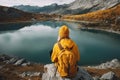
(0, 22, 33, 31)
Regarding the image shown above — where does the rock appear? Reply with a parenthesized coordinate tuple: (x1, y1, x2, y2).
(0, 54, 31, 66)
(21, 62, 31, 66)
(111, 59, 119, 64)
(6, 57, 18, 64)
(0, 75, 6, 80)
(19, 71, 41, 78)
(89, 59, 120, 69)
(115, 16, 120, 25)
(93, 76, 100, 80)
(42, 64, 93, 80)
(0, 54, 11, 61)
(14, 58, 26, 66)
(0, 66, 3, 69)
(100, 71, 119, 80)
(19, 72, 27, 78)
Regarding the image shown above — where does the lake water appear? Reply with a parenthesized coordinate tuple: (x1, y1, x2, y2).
(0, 21, 120, 66)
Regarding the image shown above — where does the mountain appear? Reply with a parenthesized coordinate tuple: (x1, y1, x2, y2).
(63, 4, 120, 22)
(0, 5, 58, 23)
(66, 0, 120, 14)
(13, 0, 120, 14)
(62, 4, 120, 32)
(13, 5, 41, 13)
(13, 3, 68, 14)
(68, 0, 120, 10)
(0, 5, 33, 22)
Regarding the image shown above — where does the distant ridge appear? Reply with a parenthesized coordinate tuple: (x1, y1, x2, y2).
(0, 5, 33, 22)
(0, 5, 57, 23)
(13, 0, 120, 14)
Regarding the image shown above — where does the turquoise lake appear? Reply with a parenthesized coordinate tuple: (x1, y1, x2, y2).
(0, 21, 120, 66)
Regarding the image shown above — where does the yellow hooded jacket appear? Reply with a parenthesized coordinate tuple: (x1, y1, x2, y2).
(51, 25, 80, 77)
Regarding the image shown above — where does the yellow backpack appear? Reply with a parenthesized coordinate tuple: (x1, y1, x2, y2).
(57, 42, 77, 78)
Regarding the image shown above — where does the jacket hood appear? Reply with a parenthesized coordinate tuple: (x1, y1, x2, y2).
(59, 25, 69, 38)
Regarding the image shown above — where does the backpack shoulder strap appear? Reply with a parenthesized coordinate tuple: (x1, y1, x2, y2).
(58, 41, 73, 51)
(58, 42, 64, 50)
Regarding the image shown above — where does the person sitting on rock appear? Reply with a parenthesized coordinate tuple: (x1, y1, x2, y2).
(51, 25, 80, 78)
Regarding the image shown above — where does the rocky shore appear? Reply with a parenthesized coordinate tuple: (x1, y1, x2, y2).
(88, 59, 120, 69)
(63, 19, 120, 35)
(79, 23, 120, 35)
(0, 54, 44, 80)
(80, 27, 120, 35)
(86, 59, 120, 80)
(0, 54, 120, 80)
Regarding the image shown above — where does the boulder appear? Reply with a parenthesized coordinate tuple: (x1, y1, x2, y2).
(6, 57, 18, 64)
(93, 76, 100, 80)
(21, 62, 31, 66)
(0, 54, 31, 66)
(19, 71, 41, 78)
(14, 58, 26, 66)
(42, 64, 93, 80)
(0, 66, 3, 69)
(0, 54, 11, 61)
(90, 59, 120, 69)
(100, 71, 119, 80)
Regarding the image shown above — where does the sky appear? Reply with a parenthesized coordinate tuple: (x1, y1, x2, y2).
(0, 0, 75, 7)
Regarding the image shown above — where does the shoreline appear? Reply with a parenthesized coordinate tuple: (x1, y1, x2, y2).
(81, 27, 120, 35)
(0, 53, 120, 68)
(0, 20, 120, 35)
(61, 19, 120, 35)
(0, 20, 39, 25)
